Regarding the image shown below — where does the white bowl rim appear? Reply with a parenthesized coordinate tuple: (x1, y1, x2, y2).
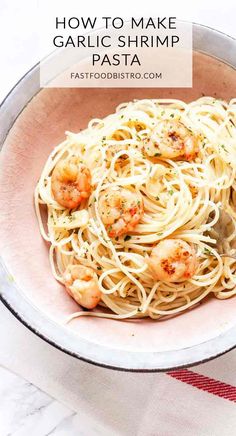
(0, 22, 236, 372)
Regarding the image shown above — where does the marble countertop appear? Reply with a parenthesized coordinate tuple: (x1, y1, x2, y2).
(0, 366, 80, 436)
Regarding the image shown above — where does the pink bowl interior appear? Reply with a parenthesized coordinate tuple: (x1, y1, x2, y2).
(1, 51, 236, 354)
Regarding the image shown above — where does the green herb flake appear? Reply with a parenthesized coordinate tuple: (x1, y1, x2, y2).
(220, 144, 228, 153)
(203, 247, 212, 256)
(7, 275, 15, 283)
(168, 190, 174, 196)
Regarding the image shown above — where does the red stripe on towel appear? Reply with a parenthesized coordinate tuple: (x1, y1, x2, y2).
(167, 369, 236, 402)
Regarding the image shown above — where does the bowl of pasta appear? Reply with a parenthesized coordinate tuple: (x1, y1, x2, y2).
(0, 23, 236, 371)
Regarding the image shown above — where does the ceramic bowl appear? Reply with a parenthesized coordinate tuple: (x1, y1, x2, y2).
(0, 23, 236, 371)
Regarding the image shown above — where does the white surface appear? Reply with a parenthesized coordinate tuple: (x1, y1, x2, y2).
(0, 0, 236, 434)
(0, 366, 77, 436)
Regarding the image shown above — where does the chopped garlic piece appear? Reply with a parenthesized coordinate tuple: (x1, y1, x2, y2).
(146, 164, 168, 197)
(54, 210, 89, 229)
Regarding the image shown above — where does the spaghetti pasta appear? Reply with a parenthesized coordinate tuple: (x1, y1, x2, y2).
(35, 97, 236, 321)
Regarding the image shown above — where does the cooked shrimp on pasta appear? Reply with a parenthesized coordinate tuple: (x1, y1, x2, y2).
(35, 97, 236, 321)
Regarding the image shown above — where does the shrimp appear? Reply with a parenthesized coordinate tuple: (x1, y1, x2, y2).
(148, 239, 197, 282)
(51, 156, 92, 209)
(64, 264, 101, 309)
(144, 119, 199, 161)
(98, 187, 144, 237)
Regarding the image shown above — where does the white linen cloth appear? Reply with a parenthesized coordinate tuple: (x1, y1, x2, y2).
(0, 301, 235, 436)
